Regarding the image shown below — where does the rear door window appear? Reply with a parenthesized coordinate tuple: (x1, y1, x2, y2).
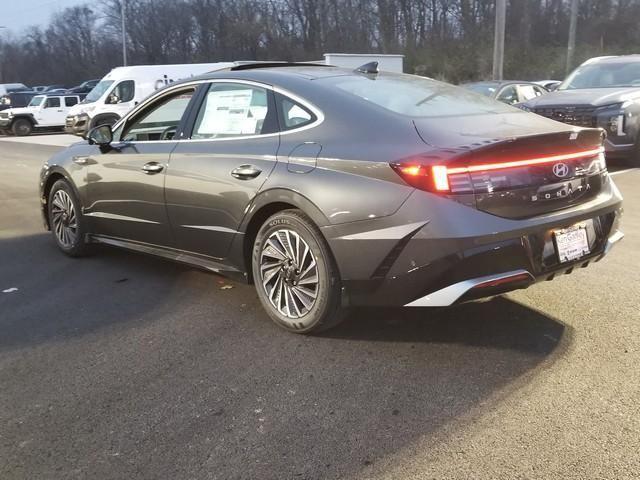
(65, 96, 78, 107)
(190, 83, 277, 139)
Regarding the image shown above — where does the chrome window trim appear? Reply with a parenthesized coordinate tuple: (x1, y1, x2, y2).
(111, 78, 325, 145)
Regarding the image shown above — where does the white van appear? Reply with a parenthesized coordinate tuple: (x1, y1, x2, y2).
(65, 63, 233, 137)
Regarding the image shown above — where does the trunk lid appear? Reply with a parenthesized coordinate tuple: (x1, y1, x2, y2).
(412, 114, 607, 219)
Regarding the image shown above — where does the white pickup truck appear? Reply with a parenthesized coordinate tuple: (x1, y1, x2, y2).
(0, 94, 81, 136)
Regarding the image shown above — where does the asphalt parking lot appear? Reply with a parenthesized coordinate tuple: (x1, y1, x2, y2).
(0, 137, 638, 480)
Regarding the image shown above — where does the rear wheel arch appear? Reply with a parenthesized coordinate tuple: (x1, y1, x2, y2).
(237, 189, 331, 283)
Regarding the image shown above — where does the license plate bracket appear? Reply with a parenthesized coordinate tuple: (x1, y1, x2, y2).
(554, 224, 590, 263)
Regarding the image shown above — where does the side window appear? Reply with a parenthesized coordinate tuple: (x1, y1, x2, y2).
(277, 94, 316, 130)
(191, 83, 274, 140)
(518, 84, 541, 102)
(496, 85, 518, 105)
(107, 80, 135, 104)
(45, 97, 60, 108)
(65, 97, 78, 107)
(534, 85, 547, 96)
(120, 88, 195, 142)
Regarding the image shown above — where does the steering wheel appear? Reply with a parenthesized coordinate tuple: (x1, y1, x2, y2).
(160, 126, 177, 141)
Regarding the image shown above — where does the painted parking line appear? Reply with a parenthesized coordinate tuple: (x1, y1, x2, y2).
(610, 168, 639, 176)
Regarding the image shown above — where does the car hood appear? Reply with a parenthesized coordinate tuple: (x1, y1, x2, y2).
(4, 106, 34, 115)
(524, 87, 640, 108)
(412, 110, 573, 150)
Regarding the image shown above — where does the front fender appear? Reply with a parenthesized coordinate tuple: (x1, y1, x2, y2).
(39, 144, 95, 229)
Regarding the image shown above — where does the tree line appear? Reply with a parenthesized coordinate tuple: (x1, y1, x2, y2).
(1, 0, 640, 87)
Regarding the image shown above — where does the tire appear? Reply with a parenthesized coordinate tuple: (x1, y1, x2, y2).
(11, 118, 32, 136)
(252, 209, 346, 334)
(47, 179, 93, 257)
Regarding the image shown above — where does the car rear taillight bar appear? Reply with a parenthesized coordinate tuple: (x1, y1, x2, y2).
(391, 146, 605, 193)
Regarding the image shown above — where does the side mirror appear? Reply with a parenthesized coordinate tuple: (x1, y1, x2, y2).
(87, 125, 113, 146)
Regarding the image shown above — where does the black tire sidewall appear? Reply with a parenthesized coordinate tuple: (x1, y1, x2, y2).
(252, 211, 341, 333)
(12, 119, 32, 136)
(48, 179, 90, 256)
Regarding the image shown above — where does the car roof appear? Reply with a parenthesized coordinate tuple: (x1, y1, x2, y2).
(586, 54, 640, 65)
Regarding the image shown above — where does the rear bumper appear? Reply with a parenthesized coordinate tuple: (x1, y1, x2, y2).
(324, 176, 623, 307)
(405, 228, 623, 307)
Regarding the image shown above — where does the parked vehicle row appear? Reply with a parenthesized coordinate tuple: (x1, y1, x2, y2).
(64, 63, 234, 137)
(522, 55, 640, 165)
(5, 54, 640, 166)
(0, 94, 81, 135)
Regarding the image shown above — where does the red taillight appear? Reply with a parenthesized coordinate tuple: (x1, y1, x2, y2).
(391, 164, 450, 192)
(391, 147, 604, 193)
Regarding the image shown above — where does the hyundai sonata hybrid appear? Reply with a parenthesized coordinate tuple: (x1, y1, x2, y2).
(39, 62, 624, 333)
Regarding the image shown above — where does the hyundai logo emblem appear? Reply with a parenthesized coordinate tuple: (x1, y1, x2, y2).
(553, 162, 570, 178)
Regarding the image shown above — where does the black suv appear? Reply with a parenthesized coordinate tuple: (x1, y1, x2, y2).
(0, 90, 38, 112)
(522, 55, 640, 165)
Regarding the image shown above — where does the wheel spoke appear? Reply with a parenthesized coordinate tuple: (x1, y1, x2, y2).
(290, 286, 314, 310)
(261, 264, 281, 288)
(264, 239, 287, 261)
(297, 274, 318, 286)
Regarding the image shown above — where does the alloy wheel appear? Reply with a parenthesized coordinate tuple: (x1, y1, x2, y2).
(51, 189, 78, 248)
(259, 229, 319, 319)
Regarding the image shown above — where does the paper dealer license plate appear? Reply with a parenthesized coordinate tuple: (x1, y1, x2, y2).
(554, 224, 590, 263)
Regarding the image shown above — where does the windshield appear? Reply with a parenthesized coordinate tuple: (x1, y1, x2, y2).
(28, 96, 45, 107)
(462, 83, 498, 97)
(327, 73, 515, 117)
(85, 80, 114, 102)
(560, 61, 640, 90)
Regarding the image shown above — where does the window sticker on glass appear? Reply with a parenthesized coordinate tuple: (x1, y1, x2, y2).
(197, 89, 266, 135)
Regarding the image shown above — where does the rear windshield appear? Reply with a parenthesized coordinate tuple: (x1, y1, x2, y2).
(326, 73, 516, 117)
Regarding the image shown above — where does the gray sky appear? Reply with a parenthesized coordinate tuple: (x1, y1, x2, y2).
(0, 0, 86, 34)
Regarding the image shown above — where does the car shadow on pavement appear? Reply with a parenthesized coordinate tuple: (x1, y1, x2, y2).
(0, 232, 571, 480)
(325, 297, 566, 355)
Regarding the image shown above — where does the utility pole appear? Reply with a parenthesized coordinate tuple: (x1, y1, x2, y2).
(492, 0, 506, 80)
(121, 0, 128, 66)
(566, 0, 579, 75)
(0, 26, 6, 83)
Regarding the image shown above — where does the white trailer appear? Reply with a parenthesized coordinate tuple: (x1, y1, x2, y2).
(323, 53, 404, 73)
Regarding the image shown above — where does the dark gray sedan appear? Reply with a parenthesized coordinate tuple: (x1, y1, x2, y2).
(39, 63, 623, 333)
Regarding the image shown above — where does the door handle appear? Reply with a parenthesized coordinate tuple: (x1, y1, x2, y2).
(142, 162, 164, 174)
(231, 165, 262, 180)
(73, 156, 90, 165)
